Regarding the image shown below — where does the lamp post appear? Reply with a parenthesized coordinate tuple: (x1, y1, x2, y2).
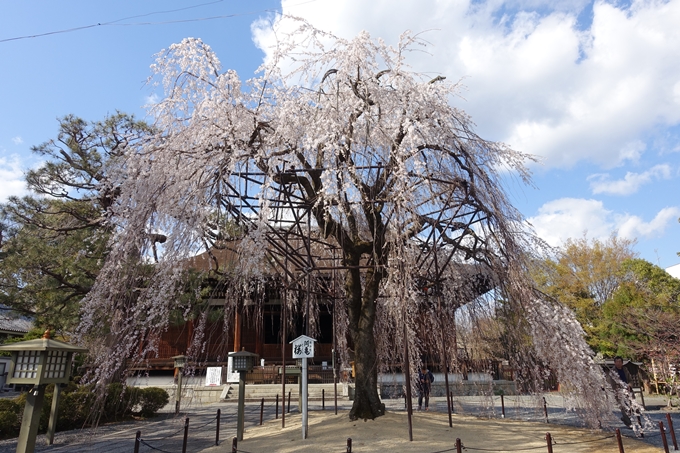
(172, 355, 187, 415)
(0, 333, 87, 453)
(228, 349, 258, 441)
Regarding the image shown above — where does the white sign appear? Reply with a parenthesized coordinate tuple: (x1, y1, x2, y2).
(226, 357, 240, 383)
(291, 335, 316, 359)
(205, 367, 222, 386)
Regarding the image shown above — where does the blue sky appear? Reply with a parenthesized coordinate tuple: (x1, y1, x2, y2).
(1, 0, 679, 268)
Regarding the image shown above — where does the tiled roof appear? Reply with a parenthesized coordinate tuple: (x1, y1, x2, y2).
(0, 315, 31, 334)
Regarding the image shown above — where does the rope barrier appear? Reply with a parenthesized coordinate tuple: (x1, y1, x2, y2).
(427, 446, 461, 453)
(552, 434, 615, 445)
(461, 444, 548, 452)
(139, 438, 176, 453)
(141, 396, 668, 453)
(192, 415, 219, 431)
(219, 419, 622, 453)
(143, 424, 187, 442)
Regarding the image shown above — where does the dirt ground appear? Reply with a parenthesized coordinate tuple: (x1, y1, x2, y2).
(204, 410, 663, 453)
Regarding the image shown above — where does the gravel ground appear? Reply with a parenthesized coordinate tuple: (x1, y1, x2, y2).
(0, 392, 676, 452)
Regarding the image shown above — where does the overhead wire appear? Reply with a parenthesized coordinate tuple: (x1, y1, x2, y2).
(0, 0, 320, 44)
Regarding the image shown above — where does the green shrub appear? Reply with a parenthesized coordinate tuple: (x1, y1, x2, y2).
(0, 399, 20, 413)
(0, 383, 168, 439)
(0, 410, 20, 438)
(102, 382, 138, 422)
(137, 387, 169, 418)
(56, 389, 96, 431)
(0, 399, 21, 439)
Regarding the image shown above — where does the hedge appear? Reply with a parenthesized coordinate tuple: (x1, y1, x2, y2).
(0, 383, 169, 439)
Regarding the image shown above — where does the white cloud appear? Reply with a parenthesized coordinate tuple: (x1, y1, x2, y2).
(144, 93, 160, 107)
(254, 0, 680, 169)
(0, 156, 27, 201)
(11, 136, 23, 145)
(527, 198, 614, 245)
(618, 207, 680, 240)
(588, 164, 672, 195)
(527, 198, 680, 246)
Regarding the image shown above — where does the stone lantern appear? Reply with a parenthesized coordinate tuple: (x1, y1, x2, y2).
(0, 333, 87, 453)
(228, 349, 258, 441)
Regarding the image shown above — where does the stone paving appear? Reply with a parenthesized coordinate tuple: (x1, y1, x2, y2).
(0, 394, 677, 452)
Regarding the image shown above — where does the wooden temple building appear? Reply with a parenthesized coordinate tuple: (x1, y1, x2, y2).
(128, 240, 500, 383)
(129, 245, 336, 374)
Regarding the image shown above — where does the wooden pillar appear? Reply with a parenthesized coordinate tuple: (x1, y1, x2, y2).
(234, 310, 242, 352)
(186, 320, 194, 353)
(16, 384, 46, 453)
(47, 384, 62, 445)
(255, 319, 263, 357)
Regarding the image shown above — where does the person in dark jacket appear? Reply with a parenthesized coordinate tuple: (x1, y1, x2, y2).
(609, 356, 634, 428)
(418, 366, 435, 411)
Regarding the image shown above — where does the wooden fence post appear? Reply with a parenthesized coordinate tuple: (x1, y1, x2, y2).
(216, 409, 221, 446)
(666, 413, 679, 451)
(260, 398, 265, 425)
(661, 421, 670, 453)
(134, 430, 141, 453)
(182, 417, 189, 453)
(616, 428, 625, 453)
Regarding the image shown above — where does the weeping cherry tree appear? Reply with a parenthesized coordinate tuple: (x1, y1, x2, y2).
(79, 25, 617, 424)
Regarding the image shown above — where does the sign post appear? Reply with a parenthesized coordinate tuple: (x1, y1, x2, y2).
(291, 335, 316, 440)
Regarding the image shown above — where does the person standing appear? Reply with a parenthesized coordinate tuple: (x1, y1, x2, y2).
(610, 356, 634, 428)
(614, 356, 633, 389)
(418, 365, 435, 411)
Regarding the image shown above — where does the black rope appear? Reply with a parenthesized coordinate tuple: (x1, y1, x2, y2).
(193, 415, 219, 431)
(427, 446, 460, 453)
(428, 431, 618, 453)
(143, 424, 186, 442)
(139, 438, 176, 453)
(462, 444, 549, 452)
(552, 434, 615, 445)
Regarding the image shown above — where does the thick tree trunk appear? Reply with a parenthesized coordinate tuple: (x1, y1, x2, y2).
(346, 260, 385, 420)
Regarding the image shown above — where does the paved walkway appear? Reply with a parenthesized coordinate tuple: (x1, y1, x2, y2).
(0, 394, 676, 452)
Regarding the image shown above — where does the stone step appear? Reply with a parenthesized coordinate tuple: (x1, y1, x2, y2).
(225, 383, 339, 400)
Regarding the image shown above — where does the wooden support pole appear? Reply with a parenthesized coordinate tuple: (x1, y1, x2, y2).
(616, 428, 625, 453)
(260, 398, 265, 425)
(182, 417, 189, 453)
(47, 383, 62, 445)
(16, 384, 46, 453)
(661, 421, 670, 453)
(666, 413, 679, 451)
(216, 409, 221, 446)
(403, 310, 413, 442)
